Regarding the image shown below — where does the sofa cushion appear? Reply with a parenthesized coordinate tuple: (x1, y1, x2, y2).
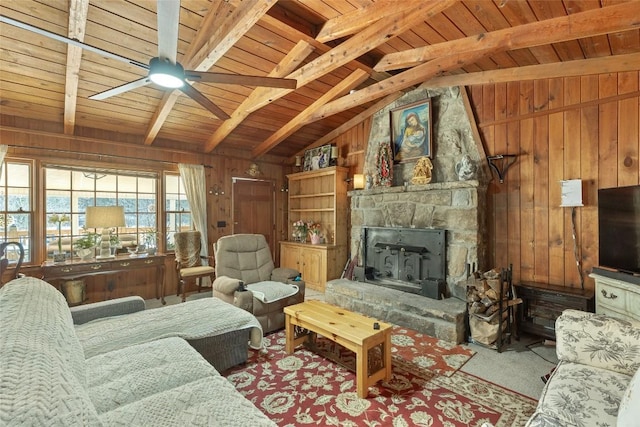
(618, 368, 640, 427)
(98, 376, 276, 427)
(556, 309, 640, 377)
(86, 337, 219, 414)
(0, 277, 101, 426)
(528, 361, 630, 427)
(75, 297, 264, 357)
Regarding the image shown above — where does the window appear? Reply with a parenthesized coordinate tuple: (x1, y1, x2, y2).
(164, 173, 191, 250)
(0, 160, 33, 263)
(45, 167, 157, 258)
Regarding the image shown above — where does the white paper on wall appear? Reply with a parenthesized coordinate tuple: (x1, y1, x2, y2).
(560, 179, 583, 207)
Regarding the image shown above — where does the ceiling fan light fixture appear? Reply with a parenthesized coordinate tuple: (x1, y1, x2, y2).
(148, 57, 184, 88)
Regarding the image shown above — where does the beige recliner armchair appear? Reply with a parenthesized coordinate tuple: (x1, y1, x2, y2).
(212, 234, 305, 334)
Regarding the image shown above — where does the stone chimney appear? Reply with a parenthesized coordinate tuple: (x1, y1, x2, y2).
(350, 86, 490, 295)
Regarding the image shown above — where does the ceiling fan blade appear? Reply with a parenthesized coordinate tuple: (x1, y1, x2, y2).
(0, 15, 148, 70)
(89, 77, 151, 100)
(179, 83, 230, 120)
(156, 0, 180, 63)
(186, 71, 297, 89)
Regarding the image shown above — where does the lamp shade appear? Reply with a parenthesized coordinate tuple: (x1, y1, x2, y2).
(86, 206, 125, 228)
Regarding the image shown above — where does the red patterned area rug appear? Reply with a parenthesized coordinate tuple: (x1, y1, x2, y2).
(224, 329, 537, 426)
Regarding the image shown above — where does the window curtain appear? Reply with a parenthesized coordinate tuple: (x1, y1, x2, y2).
(0, 145, 7, 175)
(178, 164, 209, 264)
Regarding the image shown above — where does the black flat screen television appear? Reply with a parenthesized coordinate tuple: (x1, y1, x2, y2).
(598, 185, 640, 274)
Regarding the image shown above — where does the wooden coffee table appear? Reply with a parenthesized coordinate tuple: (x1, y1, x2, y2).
(284, 300, 392, 398)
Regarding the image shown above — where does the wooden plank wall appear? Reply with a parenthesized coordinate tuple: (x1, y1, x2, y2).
(1, 116, 289, 300)
(468, 71, 639, 291)
(333, 117, 370, 175)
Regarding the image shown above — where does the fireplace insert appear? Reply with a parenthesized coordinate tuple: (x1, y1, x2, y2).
(355, 227, 446, 299)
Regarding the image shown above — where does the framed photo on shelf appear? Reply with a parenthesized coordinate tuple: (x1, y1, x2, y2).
(390, 99, 432, 163)
(303, 149, 313, 171)
(303, 145, 333, 170)
(318, 144, 331, 169)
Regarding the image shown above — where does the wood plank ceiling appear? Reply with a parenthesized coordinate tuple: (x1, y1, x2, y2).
(1, 0, 639, 161)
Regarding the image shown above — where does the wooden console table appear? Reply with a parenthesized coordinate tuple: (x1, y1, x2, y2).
(515, 281, 594, 340)
(42, 254, 166, 305)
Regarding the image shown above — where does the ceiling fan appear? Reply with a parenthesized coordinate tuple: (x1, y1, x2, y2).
(0, 1, 297, 120)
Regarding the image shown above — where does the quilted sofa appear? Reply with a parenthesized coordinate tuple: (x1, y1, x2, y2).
(0, 277, 276, 426)
(526, 309, 640, 427)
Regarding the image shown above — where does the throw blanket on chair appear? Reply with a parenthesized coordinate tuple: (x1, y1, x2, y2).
(75, 298, 264, 358)
(249, 281, 299, 303)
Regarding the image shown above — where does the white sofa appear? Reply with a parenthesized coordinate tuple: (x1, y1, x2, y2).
(526, 309, 640, 427)
(0, 277, 275, 426)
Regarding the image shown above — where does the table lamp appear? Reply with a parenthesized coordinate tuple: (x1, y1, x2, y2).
(86, 206, 125, 259)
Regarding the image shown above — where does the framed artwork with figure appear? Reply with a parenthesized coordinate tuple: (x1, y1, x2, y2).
(390, 99, 432, 163)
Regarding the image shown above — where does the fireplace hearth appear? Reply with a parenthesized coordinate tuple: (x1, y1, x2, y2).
(354, 226, 447, 299)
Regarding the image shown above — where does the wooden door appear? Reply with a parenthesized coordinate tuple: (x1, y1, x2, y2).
(232, 178, 275, 253)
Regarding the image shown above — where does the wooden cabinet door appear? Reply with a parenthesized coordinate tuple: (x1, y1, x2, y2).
(280, 243, 302, 272)
(301, 247, 325, 291)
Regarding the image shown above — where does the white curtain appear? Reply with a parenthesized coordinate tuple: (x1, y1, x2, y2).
(178, 163, 209, 261)
(0, 145, 7, 176)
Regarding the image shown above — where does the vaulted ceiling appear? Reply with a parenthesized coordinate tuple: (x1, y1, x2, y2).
(1, 0, 639, 161)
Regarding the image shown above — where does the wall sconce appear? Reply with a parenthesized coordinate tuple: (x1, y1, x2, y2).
(353, 174, 365, 189)
(280, 184, 288, 192)
(330, 146, 338, 166)
(295, 155, 302, 167)
(209, 185, 224, 196)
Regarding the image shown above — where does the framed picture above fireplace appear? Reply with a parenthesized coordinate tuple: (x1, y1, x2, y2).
(390, 99, 432, 163)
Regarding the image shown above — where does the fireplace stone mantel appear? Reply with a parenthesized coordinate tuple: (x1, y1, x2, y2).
(349, 179, 487, 294)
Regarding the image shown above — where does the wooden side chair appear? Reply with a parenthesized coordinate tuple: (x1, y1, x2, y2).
(174, 231, 215, 302)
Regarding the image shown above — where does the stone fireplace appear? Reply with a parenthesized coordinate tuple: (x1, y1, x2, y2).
(324, 86, 490, 343)
(355, 226, 446, 298)
(350, 180, 488, 298)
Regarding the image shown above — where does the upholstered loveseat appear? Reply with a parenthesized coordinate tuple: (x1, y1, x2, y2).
(526, 309, 640, 427)
(212, 234, 305, 333)
(0, 277, 275, 426)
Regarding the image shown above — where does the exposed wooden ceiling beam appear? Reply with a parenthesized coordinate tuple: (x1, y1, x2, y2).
(203, 2, 453, 153)
(258, 14, 392, 84)
(143, 0, 276, 145)
(420, 53, 640, 88)
(316, 1, 416, 43)
(63, 0, 88, 135)
(375, 1, 640, 72)
(311, 49, 494, 123)
(311, 3, 640, 123)
(244, 0, 456, 114)
(252, 69, 369, 158)
(203, 40, 315, 153)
